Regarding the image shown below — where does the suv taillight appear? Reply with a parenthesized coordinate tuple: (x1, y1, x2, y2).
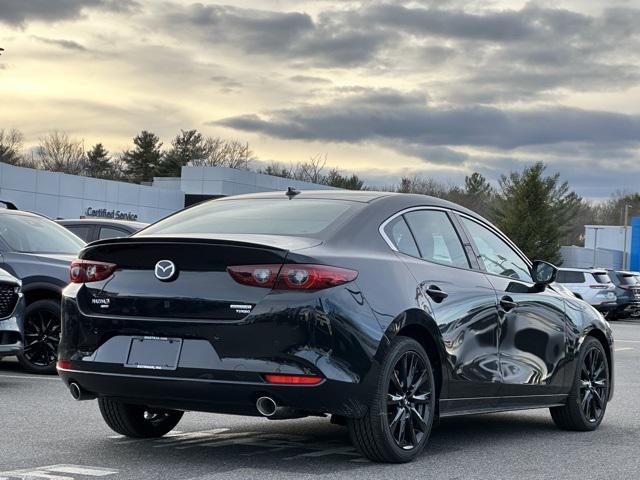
(227, 264, 358, 290)
(70, 259, 117, 283)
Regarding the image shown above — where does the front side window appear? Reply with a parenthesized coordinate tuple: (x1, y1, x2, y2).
(141, 199, 356, 236)
(403, 210, 469, 268)
(0, 214, 85, 254)
(66, 225, 92, 242)
(461, 217, 532, 282)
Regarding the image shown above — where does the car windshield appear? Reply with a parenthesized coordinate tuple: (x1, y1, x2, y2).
(141, 199, 356, 236)
(0, 214, 85, 254)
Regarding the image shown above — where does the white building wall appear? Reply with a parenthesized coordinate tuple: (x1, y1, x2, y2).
(176, 166, 339, 196)
(0, 163, 184, 222)
(584, 225, 632, 253)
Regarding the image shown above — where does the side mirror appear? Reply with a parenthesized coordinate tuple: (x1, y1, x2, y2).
(531, 260, 557, 285)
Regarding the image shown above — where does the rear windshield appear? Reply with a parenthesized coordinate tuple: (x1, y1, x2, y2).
(141, 199, 356, 236)
(592, 272, 611, 284)
(617, 273, 639, 285)
(0, 214, 85, 254)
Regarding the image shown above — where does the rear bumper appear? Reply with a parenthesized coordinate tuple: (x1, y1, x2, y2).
(59, 284, 384, 418)
(57, 366, 372, 417)
(0, 296, 24, 357)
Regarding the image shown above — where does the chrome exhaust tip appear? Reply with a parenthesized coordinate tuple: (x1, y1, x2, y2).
(256, 396, 278, 417)
(68, 382, 95, 401)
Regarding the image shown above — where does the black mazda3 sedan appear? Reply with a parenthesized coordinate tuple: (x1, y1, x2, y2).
(58, 191, 614, 463)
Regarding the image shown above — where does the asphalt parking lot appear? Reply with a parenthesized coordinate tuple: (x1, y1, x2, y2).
(1, 321, 639, 480)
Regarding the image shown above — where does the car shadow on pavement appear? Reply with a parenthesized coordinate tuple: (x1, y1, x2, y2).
(95, 411, 561, 475)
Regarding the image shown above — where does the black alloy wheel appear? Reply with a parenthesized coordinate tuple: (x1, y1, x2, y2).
(550, 337, 609, 431)
(387, 351, 432, 450)
(579, 347, 608, 423)
(348, 337, 435, 463)
(17, 299, 61, 374)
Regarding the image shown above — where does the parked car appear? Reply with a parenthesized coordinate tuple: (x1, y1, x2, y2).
(606, 270, 640, 319)
(0, 268, 25, 360)
(555, 268, 617, 315)
(0, 203, 85, 373)
(57, 219, 147, 242)
(58, 191, 613, 463)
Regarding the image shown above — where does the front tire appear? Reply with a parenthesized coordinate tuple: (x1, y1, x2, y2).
(348, 337, 436, 463)
(98, 397, 184, 438)
(17, 299, 61, 374)
(550, 337, 610, 431)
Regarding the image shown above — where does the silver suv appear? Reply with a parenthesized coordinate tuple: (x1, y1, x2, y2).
(556, 268, 617, 315)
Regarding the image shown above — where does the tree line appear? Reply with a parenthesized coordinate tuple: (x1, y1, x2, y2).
(1, 127, 639, 264)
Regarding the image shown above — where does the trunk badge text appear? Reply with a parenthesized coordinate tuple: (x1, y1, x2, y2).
(155, 260, 178, 282)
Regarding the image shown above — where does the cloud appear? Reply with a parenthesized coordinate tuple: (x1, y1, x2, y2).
(216, 88, 640, 151)
(32, 35, 87, 51)
(0, 0, 139, 27)
(289, 75, 333, 85)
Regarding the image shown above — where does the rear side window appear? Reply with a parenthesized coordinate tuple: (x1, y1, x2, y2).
(592, 272, 611, 284)
(404, 210, 469, 268)
(66, 225, 92, 242)
(141, 199, 356, 236)
(617, 273, 639, 285)
(556, 270, 586, 283)
(383, 216, 420, 257)
(99, 227, 129, 240)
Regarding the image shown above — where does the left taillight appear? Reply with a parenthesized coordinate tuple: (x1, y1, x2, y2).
(70, 259, 117, 283)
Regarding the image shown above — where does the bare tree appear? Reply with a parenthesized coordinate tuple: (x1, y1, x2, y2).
(35, 131, 86, 175)
(189, 137, 255, 170)
(0, 128, 24, 165)
(293, 153, 327, 183)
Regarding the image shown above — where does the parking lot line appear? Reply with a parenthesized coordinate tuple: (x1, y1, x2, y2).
(0, 374, 60, 381)
(615, 347, 633, 352)
(615, 339, 640, 343)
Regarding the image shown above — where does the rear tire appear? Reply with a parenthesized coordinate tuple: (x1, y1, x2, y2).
(348, 337, 435, 463)
(550, 337, 609, 431)
(98, 397, 184, 438)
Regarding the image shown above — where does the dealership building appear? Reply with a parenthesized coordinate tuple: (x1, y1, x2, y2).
(0, 162, 334, 223)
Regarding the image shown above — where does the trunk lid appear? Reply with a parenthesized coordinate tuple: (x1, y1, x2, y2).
(78, 235, 319, 320)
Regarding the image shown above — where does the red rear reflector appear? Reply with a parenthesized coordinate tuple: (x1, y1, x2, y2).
(70, 259, 117, 283)
(57, 360, 71, 370)
(227, 264, 357, 290)
(264, 374, 323, 385)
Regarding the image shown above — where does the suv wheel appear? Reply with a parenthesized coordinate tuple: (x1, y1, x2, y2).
(98, 397, 184, 438)
(348, 337, 436, 463)
(17, 299, 60, 374)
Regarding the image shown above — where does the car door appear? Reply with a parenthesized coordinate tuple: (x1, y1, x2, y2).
(383, 208, 502, 400)
(458, 215, 567, 396)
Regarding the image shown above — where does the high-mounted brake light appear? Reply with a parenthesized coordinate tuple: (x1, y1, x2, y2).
(70, 259, 117, 283)
(227, 264, 358, 290)
(264, 374, 323, 385)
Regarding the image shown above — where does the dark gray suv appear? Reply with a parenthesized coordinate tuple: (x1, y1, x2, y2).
(0, 205, 84, 373)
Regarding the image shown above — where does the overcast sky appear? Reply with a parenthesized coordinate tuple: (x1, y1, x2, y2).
(1, 0, 639, 199)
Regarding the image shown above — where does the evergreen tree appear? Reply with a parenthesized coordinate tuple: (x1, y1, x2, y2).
(0, 128, 23, 165)
(121, 131, 163, 183)
(325, 169, 364, 190)
(459, 172, 496, 220)
(157, 129, 208, 177)
(495, 162, 580, 265)
(85, 143, 113, 179)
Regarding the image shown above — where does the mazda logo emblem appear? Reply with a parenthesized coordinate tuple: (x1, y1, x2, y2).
(155, 260, 178, 282)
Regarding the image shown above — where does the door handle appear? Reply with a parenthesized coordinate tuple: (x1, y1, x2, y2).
(499, 296, 518, 312)
(425, 285, 449, 303)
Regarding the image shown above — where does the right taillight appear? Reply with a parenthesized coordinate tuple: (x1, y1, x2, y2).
(70, 259, 117, 283)
(227, 264, 358, 290)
